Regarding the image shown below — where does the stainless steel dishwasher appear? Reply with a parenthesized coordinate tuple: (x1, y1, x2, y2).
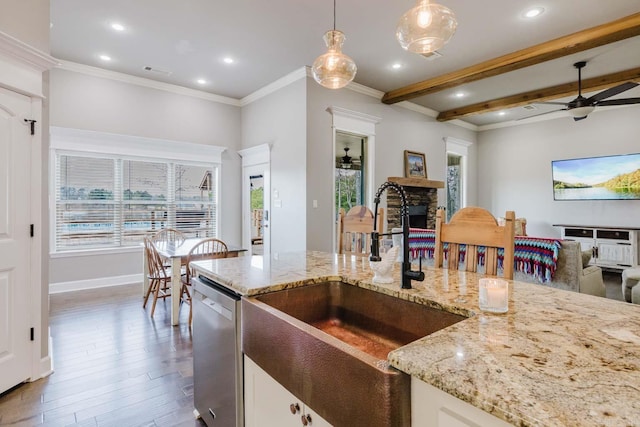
(192, 275, 243, 427)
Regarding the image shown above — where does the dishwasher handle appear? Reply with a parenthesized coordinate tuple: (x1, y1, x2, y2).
(200, 296, 234, 321)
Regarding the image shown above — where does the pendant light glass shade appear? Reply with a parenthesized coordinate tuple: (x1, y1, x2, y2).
(396, 0, 457, 54)
(312, 30, 357, 89)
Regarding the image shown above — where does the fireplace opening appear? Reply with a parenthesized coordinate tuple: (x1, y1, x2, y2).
(408, 205, 427, 229)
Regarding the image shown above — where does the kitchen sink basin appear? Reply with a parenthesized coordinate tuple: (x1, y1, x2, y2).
(242, 281, 467, 427)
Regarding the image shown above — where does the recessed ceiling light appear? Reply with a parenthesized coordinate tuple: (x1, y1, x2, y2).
(99, 54, 112, 62)
(498, 111, 507, 116)
(223, 57, 234, 64)
(111, 23, 125, 32)
(523, 7, 544, 18)
(454, 91, 465, 98)
(196, 78, 208, 85)
(392, 63, 402, 70)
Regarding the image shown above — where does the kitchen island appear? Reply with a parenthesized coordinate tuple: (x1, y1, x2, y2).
(191, 251, 640, 427)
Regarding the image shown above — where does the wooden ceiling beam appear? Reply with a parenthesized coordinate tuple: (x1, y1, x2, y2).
(435, 67, 640, 121)
(382, 12, 640, 104)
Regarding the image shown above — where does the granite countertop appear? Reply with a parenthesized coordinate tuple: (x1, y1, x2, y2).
(191, 251, 640, 427)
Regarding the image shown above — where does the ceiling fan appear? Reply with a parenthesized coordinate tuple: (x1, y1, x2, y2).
(528, 61, 640, 121)
(338, 147, 362, 169)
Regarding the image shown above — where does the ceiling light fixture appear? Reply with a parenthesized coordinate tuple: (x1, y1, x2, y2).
(196, 78, 207, 85)
(396, 0, 457, 54)
(99, 54, 111, 61)
(223, 57, 234, 64)
(111, 23, 125, 31)
(498, 111, 507, 116)
(311, 0, 357, 89)
(392, 63, 402, 69)
(454, 91, 465, 98)
(523, 7, 544, 18)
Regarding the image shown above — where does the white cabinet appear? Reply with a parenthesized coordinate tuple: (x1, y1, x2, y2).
(244, 356, 332, 427)
(556, 225, 640, 270)
(411, 378, 512, 427)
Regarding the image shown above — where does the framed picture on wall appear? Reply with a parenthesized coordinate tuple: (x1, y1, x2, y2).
(404, 150, 427, 178)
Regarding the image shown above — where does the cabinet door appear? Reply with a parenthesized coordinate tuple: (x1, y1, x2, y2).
(302, 404, 333, 427)
(244, 356, 333, 427)
(411, 378, 511, 427)
(596, 242, 633, 267)
(244, 356, 301, 427)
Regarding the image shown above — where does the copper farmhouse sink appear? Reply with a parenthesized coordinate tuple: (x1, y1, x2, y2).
(242, 281, 467, 427)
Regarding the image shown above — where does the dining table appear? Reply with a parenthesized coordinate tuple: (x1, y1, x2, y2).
(143, 237, 246, 325)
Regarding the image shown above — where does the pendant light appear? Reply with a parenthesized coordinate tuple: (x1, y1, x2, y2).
(312, 0, 357, 89)
(396, 0, 457, 54)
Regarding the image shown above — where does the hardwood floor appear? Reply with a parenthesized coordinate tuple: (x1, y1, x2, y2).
(0, 284, 206, 427)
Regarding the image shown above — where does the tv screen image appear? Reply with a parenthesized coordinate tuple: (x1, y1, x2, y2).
(552, 153, 640, 200)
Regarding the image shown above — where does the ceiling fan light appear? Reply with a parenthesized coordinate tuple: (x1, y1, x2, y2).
(312, 30, 357, 89)
(569, 106, 595, 118)
(396, 0, 457, 54)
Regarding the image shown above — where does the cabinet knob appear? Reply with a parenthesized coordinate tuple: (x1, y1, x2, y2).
(290, 403, 300, 414)
(301, 414, 312, 425)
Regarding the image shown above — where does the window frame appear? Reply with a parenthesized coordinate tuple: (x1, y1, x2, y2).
(50, 127, 226, 256)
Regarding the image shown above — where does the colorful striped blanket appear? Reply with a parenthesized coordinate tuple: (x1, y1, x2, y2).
(407, 228, 561, 283)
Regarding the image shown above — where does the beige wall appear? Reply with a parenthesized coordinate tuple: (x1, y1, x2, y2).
(241, 78, 307, 254)
(305, 78, 478, 252)
(0, 0, 50, 53)
(477, 106, 640, 238)
(49, 68, 242, 284)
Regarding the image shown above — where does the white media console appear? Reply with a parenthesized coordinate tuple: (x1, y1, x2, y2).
(554, 224, 640, 270)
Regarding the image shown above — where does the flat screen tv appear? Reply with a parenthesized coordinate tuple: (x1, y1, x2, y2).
(552, 153, 640, 200)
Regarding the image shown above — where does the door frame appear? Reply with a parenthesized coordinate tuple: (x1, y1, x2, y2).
(0, 31, 57, 388)
(238, 144, 271, 256)
(327, 107, 381, 252)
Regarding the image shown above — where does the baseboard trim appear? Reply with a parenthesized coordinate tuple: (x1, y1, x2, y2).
(49, 274, 142, 294)
(39, 333, 54, 379)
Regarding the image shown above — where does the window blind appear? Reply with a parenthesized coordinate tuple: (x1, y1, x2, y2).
(54, 153, 218, 251)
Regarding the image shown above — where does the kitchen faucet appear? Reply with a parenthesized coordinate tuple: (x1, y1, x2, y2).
(370, 181, 425, 289)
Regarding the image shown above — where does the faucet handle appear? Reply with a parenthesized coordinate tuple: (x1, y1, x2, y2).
(370, 231, 381, 261)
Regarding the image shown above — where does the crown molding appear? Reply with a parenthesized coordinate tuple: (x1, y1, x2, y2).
(56, 60, 241, 107)
(0, 31, 58, 71)
(326, 106, 382, 124)
(240, 67, 308, 106)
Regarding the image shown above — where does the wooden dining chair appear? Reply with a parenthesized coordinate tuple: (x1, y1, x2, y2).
(142, 237, 172, 317)
(151, 228, 186, 245)
(434, 207, 515, 279)
(337, 206, 384, 257)
(181, 238, 229, 325)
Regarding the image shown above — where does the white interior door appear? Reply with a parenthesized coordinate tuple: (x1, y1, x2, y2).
(0, 87, 32, 393)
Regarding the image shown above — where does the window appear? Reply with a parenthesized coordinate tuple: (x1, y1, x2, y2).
(51, 127, 225, 253)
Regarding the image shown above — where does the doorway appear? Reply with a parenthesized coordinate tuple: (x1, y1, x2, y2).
(335, 131, 367, 214)
(239, 144, 271, 256)
(249, 174, 264, 254)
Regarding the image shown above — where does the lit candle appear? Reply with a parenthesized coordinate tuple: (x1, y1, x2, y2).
(479, 278, 508, 313)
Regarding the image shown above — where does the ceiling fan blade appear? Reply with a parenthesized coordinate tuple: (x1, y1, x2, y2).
(596, 98, 640, 106)
(533, 101, 568, 106)
(517, 108, 566, 121)
(586, 82, 639, 103)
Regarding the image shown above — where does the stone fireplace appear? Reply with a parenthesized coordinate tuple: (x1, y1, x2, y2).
(385, 177, 444, 230)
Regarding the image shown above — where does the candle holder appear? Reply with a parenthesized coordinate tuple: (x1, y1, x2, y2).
(478, 278, 509, 313)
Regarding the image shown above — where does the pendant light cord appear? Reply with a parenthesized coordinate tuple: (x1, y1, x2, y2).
(333, 0, 336, 31)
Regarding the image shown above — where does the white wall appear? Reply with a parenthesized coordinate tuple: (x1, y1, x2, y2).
(241, 78, 307, 254)
(49, 68, 242, 285)
(306, 79, 478, 252)
(477, 106, 640, 238)
(0, 0, 50, 53)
